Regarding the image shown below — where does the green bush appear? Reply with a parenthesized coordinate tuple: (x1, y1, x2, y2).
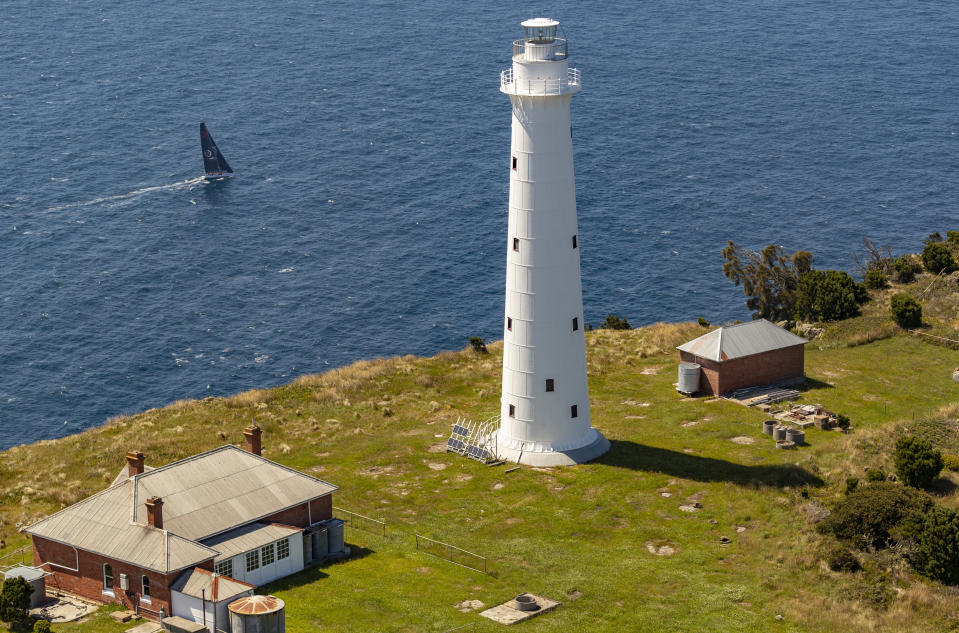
(893, 255, 922, 283)
(697, 316, 710, 328)
(948, 230, 959, 245)
(844, 477, 859, 494)
(925, 232, 943, 246)
(901, 506, 959, 585)
(468, 337, 488, 354)
(922, 242, 957, 274)
(890, 293, 922, 329)
(866, 469, 886, 482)
(0, 576, 33, 623)
(602, 314, 631, 330)
(826, 544, 861, 572)
(817, 481, 933, 548)
(894, 435, 944, 490)
(836, 414, 851, 431)
(942, 454, 959, 472)
(864, 268, 888, 289)
(795, 270, 866, 321)
(33, 620, 52, 633)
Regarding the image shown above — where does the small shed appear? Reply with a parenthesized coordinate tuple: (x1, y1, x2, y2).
(676, 319, 808, 395)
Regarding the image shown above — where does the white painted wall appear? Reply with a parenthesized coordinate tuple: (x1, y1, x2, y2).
(171, 588, 254, 633)
(497, 20, 608, 465)
(223, 535, 304, 587)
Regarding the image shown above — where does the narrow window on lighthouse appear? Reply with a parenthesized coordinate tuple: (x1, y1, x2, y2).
(572, 235, 578, 249)
(511, 156, 517, 170)
(513, 237, 520, 251)
(545, 379, 555, 392)
(509, 404, 516, 418)
(570, 404, 578, 418)
(507, 317, 513, 331)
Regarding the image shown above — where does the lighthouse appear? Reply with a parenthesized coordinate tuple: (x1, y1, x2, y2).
(495, 18, 609, 466)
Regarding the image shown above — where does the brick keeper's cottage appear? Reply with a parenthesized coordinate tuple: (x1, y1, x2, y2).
(677, 319, 808, 396)
(22, 425, 338, 627)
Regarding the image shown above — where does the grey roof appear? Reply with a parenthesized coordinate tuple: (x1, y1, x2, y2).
(24, 445, 337, 573)
(111, 465, 155, 488)
(170, 567, 254, 602)
(202, 522, 303, 562)
(677, 319, 808, 362)
(23, 481, 218, 574)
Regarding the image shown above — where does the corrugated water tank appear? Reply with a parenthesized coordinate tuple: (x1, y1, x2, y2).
(677, 363, 701, 394)
(229, 595, 285, 633)
(327, 519, 345, 554)
(311, 526, 329, 559)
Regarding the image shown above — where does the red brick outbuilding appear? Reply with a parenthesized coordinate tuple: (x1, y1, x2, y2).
(676, 319, 808, 396)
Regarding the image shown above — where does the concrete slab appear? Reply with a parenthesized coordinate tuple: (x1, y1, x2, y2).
(111, 609, 137, 622)
(126, 622, 162, 633)
(29, 596, 98, 623)
(480, 593, 560, 625)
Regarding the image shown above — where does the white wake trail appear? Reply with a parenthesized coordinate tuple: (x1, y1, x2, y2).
(44, 177, 206, 213)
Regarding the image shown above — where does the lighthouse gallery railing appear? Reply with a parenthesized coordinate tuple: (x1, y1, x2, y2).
(500, 67, 581, 95)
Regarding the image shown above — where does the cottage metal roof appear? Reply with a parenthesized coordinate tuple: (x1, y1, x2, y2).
(132, 445, 336, 541)
(202, 522, 303, 562)
(111, 465, 155, 487)
(676, 319, 807, 362)
(170, 567, 254, 602)
(23, 481, 218, 574)
(24, 445, 337, 573)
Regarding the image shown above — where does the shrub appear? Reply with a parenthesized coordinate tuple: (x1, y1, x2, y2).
(468, 337, 488, 354)
(697, 316, 710, 328)
(922, 242, 956, 274)
(827, 544, 861, 572)
(890, 293, 922, 329)
(817, 481, 933, 548)
(844, 477, 859, 494)
(894, 435, 944, 490)
(33, 620, 51, 633)
(943, 454, 959, 472)
(925, 232, 943, 246)
(602, 314, 631, 330)
(948, 230, 959, 245)
(795, 270, 866, 321)
(901, 506, 959, 585)
(893, 255, 922, 283)
(864, 268, 888, 289)
(866, 469, 886, 482)
(836, 414, 851, 431)
(0, 576, 33, 622)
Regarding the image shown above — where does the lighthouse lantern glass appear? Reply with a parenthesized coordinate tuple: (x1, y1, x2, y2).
(525, 25, 556, 43)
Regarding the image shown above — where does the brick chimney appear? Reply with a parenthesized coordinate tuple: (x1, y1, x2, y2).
(145, 496, 163, 530)
(126, 451, 145, 477)
(243, 423, 262, 456)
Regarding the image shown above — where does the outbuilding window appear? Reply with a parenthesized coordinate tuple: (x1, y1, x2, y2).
(571, 404, 578, 418)
(141, 576, 151, 600)
(246, 549, 260, 572)
(277, 538, 290, 560)
(261, 543, 275, 566)
(545, 379, 555, 392)
(103, 564, 114, 592)
(216, 559, 233, 577)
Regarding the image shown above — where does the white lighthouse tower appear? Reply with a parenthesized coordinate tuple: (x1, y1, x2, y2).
(495, 18, 609, 466)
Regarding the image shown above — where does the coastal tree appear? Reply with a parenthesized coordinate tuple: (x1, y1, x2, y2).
(794, 270, 867, 322)
(921, 242, 956, 275)
(890, 293, 922, 328)
(721, 242, 812, 321)
(894, 435, 943, 490)
(0, 576, 32, 623)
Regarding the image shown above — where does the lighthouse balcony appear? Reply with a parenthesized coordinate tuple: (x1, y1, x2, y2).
(500, 67, 581, 96)
(512, 38, 568, 61)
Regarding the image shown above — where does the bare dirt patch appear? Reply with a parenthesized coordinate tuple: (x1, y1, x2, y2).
(640, 367, 662, 375)
(646, 542, 677, 556)
(681, 420, 700, 428)
(731, 436, 756, 445)
(426, 462, 447, 471)
(622, 400, 652, 407)
(427, 443, 447, 453)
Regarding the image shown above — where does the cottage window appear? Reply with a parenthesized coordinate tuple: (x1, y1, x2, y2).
(103, 564, 114, 592)
(545, 379, 555, 392)
(277, 538, 290, 560)
(246, 549, 260, 572)
(261, 543, 276, 566)
(141, 576, 151, 600)
(571, 404, 578, 418)
(216, 559, 233, 577)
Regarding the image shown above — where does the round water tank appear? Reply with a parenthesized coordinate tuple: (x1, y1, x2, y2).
(229, 595, 285, 633)
(677, 363, 701, 394)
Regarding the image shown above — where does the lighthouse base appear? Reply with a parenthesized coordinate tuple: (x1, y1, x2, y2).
(495, 429, 610, 467)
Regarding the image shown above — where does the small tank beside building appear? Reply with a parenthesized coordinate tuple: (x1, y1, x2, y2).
(228, 595, 285, 633)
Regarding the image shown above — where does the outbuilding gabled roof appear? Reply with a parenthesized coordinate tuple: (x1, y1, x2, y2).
(171, 567, 254, 603)
(676, 318, 807, 362)
(24, 445, 337, 573)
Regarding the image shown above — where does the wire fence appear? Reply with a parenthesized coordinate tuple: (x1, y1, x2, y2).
(0, 545, 31, 572)
(334, 506, 387, 537)
(414, 534, 488, 574)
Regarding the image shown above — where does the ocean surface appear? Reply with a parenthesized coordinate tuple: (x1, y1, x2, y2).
(2, 1, 957, 450)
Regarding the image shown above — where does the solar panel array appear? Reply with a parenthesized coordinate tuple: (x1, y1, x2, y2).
(446, 416, 500, 464)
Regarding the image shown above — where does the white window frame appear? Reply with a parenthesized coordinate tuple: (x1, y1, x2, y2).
(216, 559, 233, 578)
(277, 538, 290, 561)
(141, 575, 151, 603)
(261, 542, 275, 567)
(246, 549, 260, 572)
(102, 563, 114, 596)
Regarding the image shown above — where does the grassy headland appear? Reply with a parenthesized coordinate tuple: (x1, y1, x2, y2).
(3, 308, 959, 631)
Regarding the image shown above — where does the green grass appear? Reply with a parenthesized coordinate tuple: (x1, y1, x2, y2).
(3, 324, 959, 632)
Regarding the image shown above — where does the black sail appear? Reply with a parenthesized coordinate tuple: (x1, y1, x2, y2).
(200, 122, 233, 177)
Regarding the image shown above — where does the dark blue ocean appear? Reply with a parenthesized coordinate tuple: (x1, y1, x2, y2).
(2, 1, 957, 450)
